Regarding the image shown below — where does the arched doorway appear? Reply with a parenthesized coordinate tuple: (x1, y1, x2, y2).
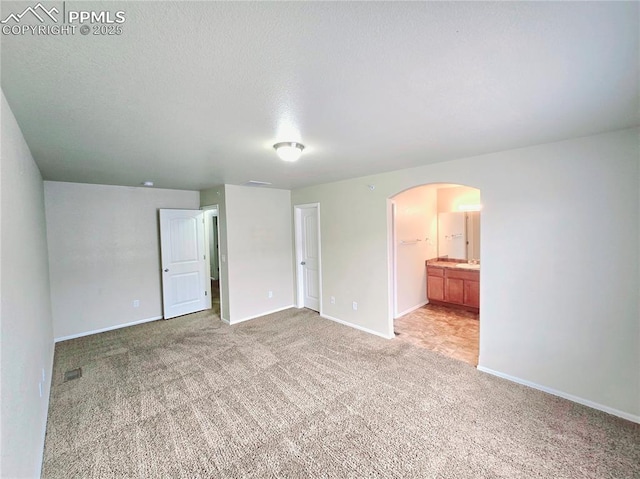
(389, 183, 481, 365)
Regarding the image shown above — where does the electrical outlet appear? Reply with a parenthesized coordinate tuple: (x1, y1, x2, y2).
(221, 254, 226, 263)
(330, 296, 336, 304)
(268, 291, 273, 299)
(352, 301, 358, 311)
(38, 382, 42, 398)
(133, 300, 140, 308)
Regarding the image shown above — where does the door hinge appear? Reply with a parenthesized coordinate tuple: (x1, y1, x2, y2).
(205, 291, 208, 296)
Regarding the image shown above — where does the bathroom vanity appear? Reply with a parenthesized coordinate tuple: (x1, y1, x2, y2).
(426, 260, 479, 313)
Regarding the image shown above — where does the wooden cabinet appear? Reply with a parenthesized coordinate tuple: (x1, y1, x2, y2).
(446, 277, 464, 304)
(464, 279, 480, 309)
(426, 266, 444, 301)
(426, 262, 479, 313)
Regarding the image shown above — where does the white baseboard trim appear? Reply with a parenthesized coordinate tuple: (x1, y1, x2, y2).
(395, 301, 427, 318)
(229, 305, 295, 325)
(54, 316, 163, 342)
(477, 366, 640, 424)
(321, 313, 394, 340)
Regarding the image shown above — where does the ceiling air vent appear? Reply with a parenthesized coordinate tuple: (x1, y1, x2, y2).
(244, 180, 272, 187)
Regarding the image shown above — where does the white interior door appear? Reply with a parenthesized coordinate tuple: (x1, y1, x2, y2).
(160, 209, 211, 319)
(296, 205, 320, 312)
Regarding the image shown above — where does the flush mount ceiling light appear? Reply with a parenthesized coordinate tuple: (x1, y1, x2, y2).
(273, 142, 305, 162)
(141, 181, 154, 187)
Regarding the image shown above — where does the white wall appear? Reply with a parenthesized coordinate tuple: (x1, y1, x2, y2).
(224, 185, 294, 323)
(393, 186, 437, 316)
(45, 182, 199, 340)
(1, 92, 54, 478)
(292, 128, 640, 420)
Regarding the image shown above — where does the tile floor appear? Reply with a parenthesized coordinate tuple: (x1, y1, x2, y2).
(394, 304, 479, 366)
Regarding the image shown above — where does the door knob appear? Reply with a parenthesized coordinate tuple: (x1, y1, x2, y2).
(300, 261, 306, 265)
(164, 268, 169, 272)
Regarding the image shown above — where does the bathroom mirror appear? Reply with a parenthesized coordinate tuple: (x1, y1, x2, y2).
(437, 211, 480, 260)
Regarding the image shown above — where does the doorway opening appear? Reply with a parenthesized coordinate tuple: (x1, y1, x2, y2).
(389, 183, 481, 366)
(203, 205, 224, 319)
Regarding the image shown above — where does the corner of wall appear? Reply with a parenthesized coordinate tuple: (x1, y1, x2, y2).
(1, 89, 55, 478)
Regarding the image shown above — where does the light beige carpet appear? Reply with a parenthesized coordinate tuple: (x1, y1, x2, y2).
(42, 308, 639, 478)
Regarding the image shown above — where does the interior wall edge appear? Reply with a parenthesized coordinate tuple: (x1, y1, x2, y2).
(395, 301, 429, 319)
(228, 305, 296, 325)
(321, 313, 395, 340)
(54, 315, 163, 343)
(477, 366, 640, 424)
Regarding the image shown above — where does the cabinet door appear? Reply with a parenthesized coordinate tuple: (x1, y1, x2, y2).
(427, 275, 444, 301)
(445, 278, 464, 304)
(464, 280, 480, 308)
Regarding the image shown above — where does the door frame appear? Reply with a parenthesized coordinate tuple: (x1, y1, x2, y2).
(294, 203, 323, 314)
(387, 184, 482, 361)
(387, 199, 396, 335)
(390, 200, 399, 319)
(202, 204, 225, 321)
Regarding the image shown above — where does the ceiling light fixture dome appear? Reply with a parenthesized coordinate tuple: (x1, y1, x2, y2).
(273, 141, 305, 162)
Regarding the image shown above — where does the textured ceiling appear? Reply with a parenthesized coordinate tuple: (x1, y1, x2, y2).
(1, 1, 638, 190)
